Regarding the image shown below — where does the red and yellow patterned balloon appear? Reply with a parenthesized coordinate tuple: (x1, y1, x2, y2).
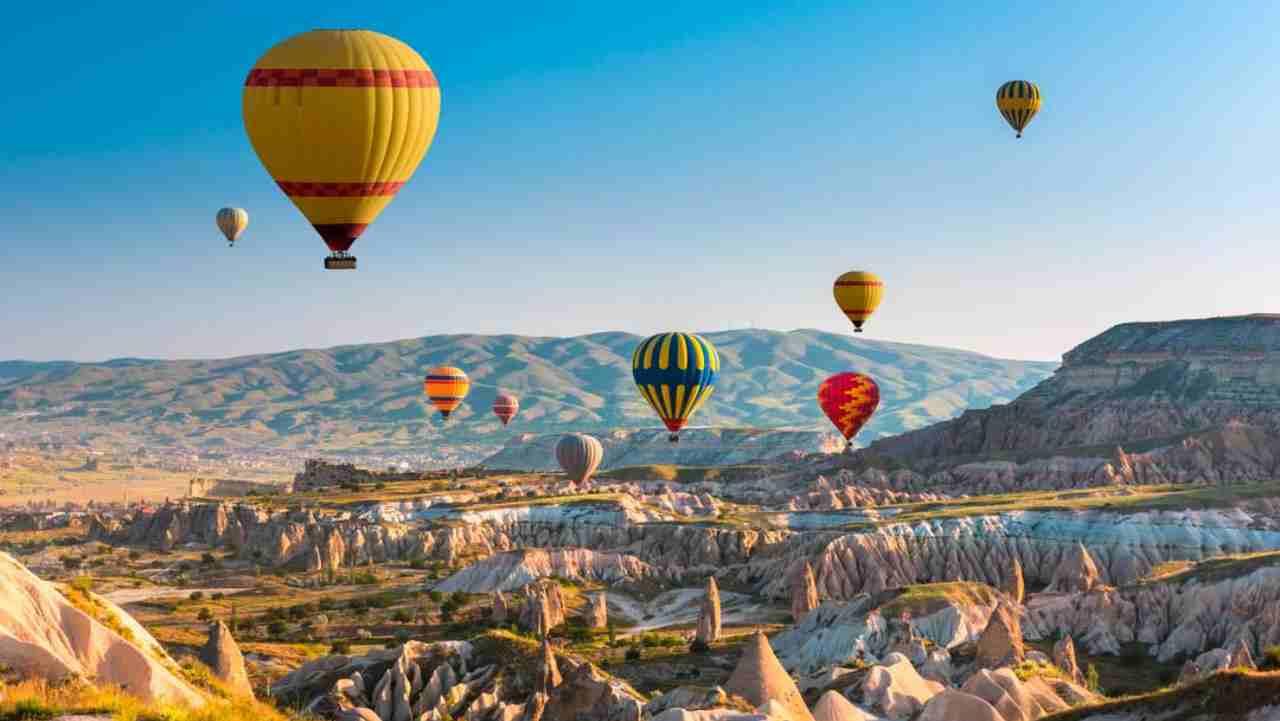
(817, 372, 880, 451)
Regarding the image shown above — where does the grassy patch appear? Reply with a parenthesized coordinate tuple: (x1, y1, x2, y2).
(1138, 550, 1280, 587)
(875, 582, 998, 618)
(0, 678, 299, 721)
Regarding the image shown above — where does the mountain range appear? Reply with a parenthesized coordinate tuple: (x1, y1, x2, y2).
(0, 330, 1055, 453)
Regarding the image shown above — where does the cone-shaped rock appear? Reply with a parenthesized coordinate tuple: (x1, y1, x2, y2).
(792, 562, 819, 622)
(199, 620, 253, 697)
(538, 638, 562, 694)
(586, 592, 608, 629)
(493, 591, 508, 624)
(1003, 558, 1025, 604)
(1230, 638, 1255, 669)
(696, 576, 722, 644)
(1048, 543, 1102, 593)
(725, 632, 815, 721)
(1053, 635, 1082, 683)
(812, 690, 878, 721)
(975, 603, 1024, 669)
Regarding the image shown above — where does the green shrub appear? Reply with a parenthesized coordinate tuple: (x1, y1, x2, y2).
(330, 640, 352, 654)
(1085, 664, 1101, 693)
(1262, 645, 1280, 670)
(189, 591, 204, 601)
(690, 639, 710, 654)
(625, 646, 642, 661)
(267, 620, 288, 637)
(197, 608, 213, 622)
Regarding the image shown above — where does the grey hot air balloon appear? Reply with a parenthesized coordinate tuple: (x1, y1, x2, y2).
(555, 433, 603, 484)
(216, 207, 249, 247)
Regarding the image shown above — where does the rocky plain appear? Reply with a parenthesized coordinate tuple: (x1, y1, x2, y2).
(4, 315, 1280, 720)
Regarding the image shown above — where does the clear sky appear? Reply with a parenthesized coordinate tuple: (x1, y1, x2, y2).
(4, 1, 1280, 363)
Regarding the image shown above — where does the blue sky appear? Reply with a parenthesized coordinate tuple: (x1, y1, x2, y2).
(4, 1, 1280, 362)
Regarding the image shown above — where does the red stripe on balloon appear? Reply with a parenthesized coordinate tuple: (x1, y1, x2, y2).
(279, 181, 405, 197)
(245, 68, 438, 88)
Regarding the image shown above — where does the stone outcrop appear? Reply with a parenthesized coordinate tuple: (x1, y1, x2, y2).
(1003, 559, 1024, 605)
(189, 477, 292, 498)
(724, 632, 815, 721)
(538, 639, 561, 694)
(198, 620, 252, 697)
(1047, 544, 1102, 594)
(493, 592, 509, 624)
(811, 691, 878, 721)
(294, 459, 421, 492)
(520, 580, 566, 637)
(0, 551, 204, 706)
(860, 654, 943, 719)
(696, 577, 723, 644)
(792, 562, 819, 622)
(434, 549, 667, 594)
(1052, 635, 1083, 684)
(917, 690, 1003, 721)
(586, 593, 608, 629)
(975, 603, 1024, 670)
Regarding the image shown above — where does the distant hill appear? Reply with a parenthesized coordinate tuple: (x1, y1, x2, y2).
(0, 330, 1055, 452)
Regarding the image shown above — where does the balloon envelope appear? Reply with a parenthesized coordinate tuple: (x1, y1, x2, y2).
(242, 30, 441, 263)
(833, 271, 883, 333)
(493, 392, 519, 426)
(424, 367, 470, 419)
(817, 372, 880, 447)
(216, 207, 249, 245)
(556, 433, 603, 484)
(996, 80, 1041, 138)
(631, 332, 720, 442)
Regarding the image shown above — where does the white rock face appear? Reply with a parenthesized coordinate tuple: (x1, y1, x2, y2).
(0, 552, 204, 707)
(433, 548, 667, 593)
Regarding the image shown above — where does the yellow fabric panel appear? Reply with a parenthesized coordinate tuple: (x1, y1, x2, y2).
(658, 334, 672, 370)
(659, 384, 674, 419)
(676, 333, 689, 370)
(673, 384, 687, 419)
(644, 384, 663, 415)
(286, 196, 395, 225)
(833, 271, 884, 319)
(250, 30, 429, 70)
(690, 334, 705, 370)
(688, 384, 715, 416)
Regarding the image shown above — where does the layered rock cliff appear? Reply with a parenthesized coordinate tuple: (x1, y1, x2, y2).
(860, 315, 1280, 488)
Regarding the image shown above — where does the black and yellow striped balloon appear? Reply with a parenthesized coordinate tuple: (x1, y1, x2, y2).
(996, 80, 1041, 138)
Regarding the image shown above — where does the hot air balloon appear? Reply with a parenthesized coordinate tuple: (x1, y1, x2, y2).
(493, 392, 519, 426)
(833, 271, 884, 333)
(817, 372, 880, 452)
(216, 208, 249, 247)
(556, 433, 603, 484)
(996, 80, 1041, 138)
(632, 332, 720, 443)
(242, 30, 442, 269)
(424, 367, 470, 420)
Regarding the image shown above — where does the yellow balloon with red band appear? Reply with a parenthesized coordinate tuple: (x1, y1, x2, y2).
(833, 270, 884, 333)
(242, 30, 441, 269)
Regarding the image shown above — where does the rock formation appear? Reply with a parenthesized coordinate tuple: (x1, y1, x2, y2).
(1047, 544, 1102, 594)
(198, 620, 253, 697)
(1229, 638, 1255, 669)
(792, 562, 819, 622)
(0, 551, 204, 706)
(519, 580, 566, 637)
(975, 603, 1024, 669)
(585, 592, 608, 629)
(917, 690, 1003, 721)
(724, 632, 815, 721)
(861, 653, 944, 718)
(435, 548, 668, 593)
(492, 591, 509, 624)
(538, 639, 561, 694)
(1003, 558, 1024, 605)
(1052, 635, 1083, 684)
(696, 577, 723, 644)
(811, 691, 878, 721)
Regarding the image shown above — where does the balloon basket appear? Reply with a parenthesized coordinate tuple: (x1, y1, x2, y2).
(668, 433, 679, 443)
(325, 254, 357, 270)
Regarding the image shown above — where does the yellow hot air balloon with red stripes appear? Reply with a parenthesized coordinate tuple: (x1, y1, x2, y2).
(424, 366, 470, 420)
(242, 30, 441, 270)
(833, 270, 884, 333)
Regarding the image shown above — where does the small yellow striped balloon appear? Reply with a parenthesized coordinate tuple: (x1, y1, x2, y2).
(216, 207, 249, 246)
(833, 270, 884, 333)
(996, 80, 1041, 138)
(424, 366, 470, 419)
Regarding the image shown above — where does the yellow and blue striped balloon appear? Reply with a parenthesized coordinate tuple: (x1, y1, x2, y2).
(631, 332, 720, 442)
(996, 80, 1041, 138)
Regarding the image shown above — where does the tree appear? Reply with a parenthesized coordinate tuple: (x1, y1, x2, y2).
(607, 620, 617, 646)
(197, 608, 213, 622)
(61, 556, 83, 571)
(267, 620, 288, 637)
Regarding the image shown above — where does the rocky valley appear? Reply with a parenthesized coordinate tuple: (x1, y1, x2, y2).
(4, 316, 1280, 721)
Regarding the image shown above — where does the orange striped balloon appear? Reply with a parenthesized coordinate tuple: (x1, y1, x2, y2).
(424, 366, 470, 419)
